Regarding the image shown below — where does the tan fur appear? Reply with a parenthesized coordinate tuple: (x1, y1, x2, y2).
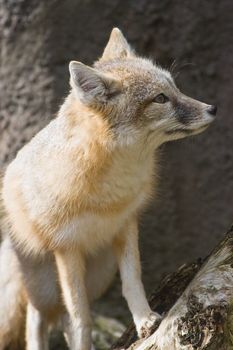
(0, 236, 26, 350)
(0, 28, 215, 349)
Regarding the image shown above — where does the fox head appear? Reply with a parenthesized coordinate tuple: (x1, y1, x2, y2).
(69, 28, 216, 147)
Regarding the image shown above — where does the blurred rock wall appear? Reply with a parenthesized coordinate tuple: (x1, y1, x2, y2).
(1, 0, 233, 321)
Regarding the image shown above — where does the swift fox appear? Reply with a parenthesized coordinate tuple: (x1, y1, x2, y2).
(1, 28, 217, 350)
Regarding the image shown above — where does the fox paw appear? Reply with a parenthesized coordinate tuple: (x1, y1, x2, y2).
(137, 312, 162, 339)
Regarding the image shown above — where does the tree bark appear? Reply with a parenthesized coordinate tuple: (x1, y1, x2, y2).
(113, 225, 233, 350)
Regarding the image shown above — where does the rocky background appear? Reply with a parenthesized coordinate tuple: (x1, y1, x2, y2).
(0, 0, 233, 323)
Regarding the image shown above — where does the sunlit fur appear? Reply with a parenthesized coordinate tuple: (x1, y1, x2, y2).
(0, 28, 215, 349)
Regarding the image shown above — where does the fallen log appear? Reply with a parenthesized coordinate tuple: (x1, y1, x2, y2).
(112, 225, 233, 350)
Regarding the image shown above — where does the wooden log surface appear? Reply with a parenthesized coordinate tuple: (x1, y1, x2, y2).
(112, 225, 233, 350)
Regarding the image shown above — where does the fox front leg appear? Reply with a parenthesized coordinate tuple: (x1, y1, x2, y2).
(55, 249, 92, 350)
(26, 302, 49, 350)
(114, 219, 162, 338)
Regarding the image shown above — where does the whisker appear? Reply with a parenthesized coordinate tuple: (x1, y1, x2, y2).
(171, 61, 197, 79)
(170, 59, 178, 74)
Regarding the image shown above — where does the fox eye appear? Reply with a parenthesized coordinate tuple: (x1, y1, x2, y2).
(153, 93, 169, 104)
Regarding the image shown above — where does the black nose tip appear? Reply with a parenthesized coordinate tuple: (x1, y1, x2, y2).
(207, 105, 217, 116)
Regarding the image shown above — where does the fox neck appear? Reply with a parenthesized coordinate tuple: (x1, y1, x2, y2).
(59, 92, 157, 160)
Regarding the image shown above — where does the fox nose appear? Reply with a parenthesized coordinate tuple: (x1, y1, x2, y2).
(207, 105, 217, 116)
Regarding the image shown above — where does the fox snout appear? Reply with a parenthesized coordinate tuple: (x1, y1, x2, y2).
(173, 96, 217, 124)
(182, 94, 216, 120)
(162, 96, 217, 140)
(207, 104, 217, 116)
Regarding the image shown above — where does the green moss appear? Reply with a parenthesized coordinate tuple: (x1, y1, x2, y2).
(93, 314, 126, 350)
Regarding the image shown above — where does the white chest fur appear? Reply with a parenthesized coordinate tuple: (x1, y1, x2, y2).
(4, 121, 156, 255)
(52, 149, 155, 253)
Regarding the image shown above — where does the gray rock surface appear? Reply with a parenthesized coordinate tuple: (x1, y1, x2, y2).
(0, 0, 233, 322)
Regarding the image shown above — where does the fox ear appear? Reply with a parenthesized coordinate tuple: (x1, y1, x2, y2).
(101, 27, 135, 61)
(69, 61, 121, 104)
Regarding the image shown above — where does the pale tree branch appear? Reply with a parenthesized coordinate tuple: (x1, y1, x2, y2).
(112, 225, 233, 350)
